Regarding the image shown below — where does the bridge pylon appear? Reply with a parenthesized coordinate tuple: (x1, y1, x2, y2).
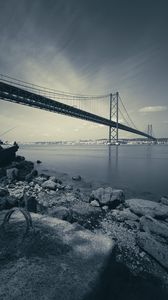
(109, 92, 119, 144)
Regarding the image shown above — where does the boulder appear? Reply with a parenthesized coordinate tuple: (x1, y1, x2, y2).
(16, 160, 34, 180)
(6, 168, 18, 181)
(36, 160, 42, 164)
(64, 185, 73, 192)
(25, 170, 38, 182)
(42, 180, 57, 190)
(111, 208, 139, 222)
(137, 232, 168, 269)
(90, 187, 125, 208)
(160, 196, 168, 206)
(125, 199, 168, 219)
(90, 200, 100, 207)
(140, 215, 168, 239)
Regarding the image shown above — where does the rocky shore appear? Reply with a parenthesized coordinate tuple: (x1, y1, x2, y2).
(0, 155, 168, 299)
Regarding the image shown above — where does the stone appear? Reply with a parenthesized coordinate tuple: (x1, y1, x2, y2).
(48, 206, 70, 220)
(16, 160, 34, 180)
(25, 170, 38, 182)
(34, 176, 47, 185)
(42, 180, 57, 190)
(111, 208, 139, 222)
(0, 187, 9, 197)
(6, 168, 18, 181)
(140, 215, 168, 239)
(137, 231, 168, 269)
(8, 186, 25, 200)
(90, 187, 125, 208)
(25, 195, 37, 212)
(36, 160, 42, 164)
(126, 199, 168, 219)
(160, 196, 168, 206)
(90, 200, 100, 207)
(72, 175, 81, 181)
(64, 185, 73, 192)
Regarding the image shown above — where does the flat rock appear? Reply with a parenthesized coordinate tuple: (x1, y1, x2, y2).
(111, 208, 139, 222)
(140, 215, 168, 239)
(126, 199, 168, 219)
(0, 211, 114, 300)
(137, 232, 168, 269)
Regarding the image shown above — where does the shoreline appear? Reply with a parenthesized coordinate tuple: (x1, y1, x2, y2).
(0, 155, 168, 298)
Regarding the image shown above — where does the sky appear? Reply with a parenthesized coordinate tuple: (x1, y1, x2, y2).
(0, 0, 168, 142)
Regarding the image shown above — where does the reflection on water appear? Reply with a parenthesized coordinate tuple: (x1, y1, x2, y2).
(19, 144, 168, 199)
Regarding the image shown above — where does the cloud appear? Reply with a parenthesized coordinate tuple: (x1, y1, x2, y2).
(139, 106, 167, 113)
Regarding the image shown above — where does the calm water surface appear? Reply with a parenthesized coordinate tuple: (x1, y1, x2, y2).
(19, 144, 168, 200)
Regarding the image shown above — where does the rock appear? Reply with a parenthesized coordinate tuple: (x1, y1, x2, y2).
(64, 185, 73, 192)
(6, 168, 18, 181)
(41, 180, 57, 190)
(0, 187, 9, 197)
(102, 205, 109, 211)
(25, 195, 37, 212)
(14, 155, 25, 162)
(34, 176, 47, 185)
(160, 196, 168, 206)
(90, 187, 125, 208)
(25, 170, 38, 182)
(36, 160, 42, 164)
(16, 160, 34, 180)
(48, 206, 70, 220)
(72, 175, 81, 181)
(90, 200, 100, 207)
(55, 183, 64, 190)
(126, 199, 168, 219)
(137, 231, 168, 269)
(111, 208, 139, 222)
(8, 186, 25, 200)
(140, 215, 168, 239)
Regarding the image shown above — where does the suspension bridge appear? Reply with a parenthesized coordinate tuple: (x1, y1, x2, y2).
(0, 74, 156, 143)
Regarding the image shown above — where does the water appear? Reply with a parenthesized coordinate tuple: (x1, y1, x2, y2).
(18, 144, 168, 200)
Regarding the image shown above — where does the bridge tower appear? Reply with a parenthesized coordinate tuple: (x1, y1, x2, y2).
(147, 124, 153, 137)
(109, 92, 119, 144)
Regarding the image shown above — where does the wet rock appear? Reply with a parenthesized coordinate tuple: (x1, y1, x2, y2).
(36, 160, 42, 164)
(126, 199, 168, 219)
(160, 196, 168, 206)
(25, 170, 38, 182)
(137, 231, 168, 269)
(0, 187, 9, 197)
(72, 175, 81, 181)
(90, 200, 100, 207)
(6, 168, 18, 181)
(48, 206, 70, 220)
(90, 187, 125, 208)
(41, 180, 57, 190)
(140, 215, 168, 239)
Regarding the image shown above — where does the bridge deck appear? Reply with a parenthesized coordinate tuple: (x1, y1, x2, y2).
(0, 81, 155, 140)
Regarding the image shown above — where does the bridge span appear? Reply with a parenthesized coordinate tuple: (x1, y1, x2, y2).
(0, 76, 156, 141)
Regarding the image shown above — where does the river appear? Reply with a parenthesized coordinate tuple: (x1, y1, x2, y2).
(18, 144, 168, 200)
